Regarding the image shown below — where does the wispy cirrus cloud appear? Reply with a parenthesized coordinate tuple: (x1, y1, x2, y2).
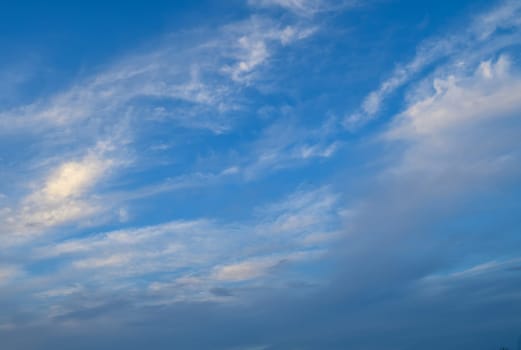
(212, 250, 323, 282)
(221, 17, 317, 83)
(2, 1, 521, 349)
(385, 55, 521, 186)
(334, 53, 521, 312)
(1, 185, 341, 326)
(248, 0, 352, 17)
(0, 140, 126, 242)
(0, 15, 318, 135)
(344, 0, 521, 130)
(249, 0, 321, 17)
(237, 117, 341, 180)
(0, 11, 321, 243)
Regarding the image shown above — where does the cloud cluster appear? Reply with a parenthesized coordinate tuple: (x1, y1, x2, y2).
(0, 8, 321, 238)
(344, 0, 521, 130)
(0, 141, 121, 242)
(0, 186, 341, 329)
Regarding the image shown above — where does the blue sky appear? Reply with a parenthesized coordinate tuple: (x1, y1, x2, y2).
(1, 1, 521, 349)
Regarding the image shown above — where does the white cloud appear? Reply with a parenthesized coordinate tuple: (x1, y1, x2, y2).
(0, 12, 322, 244)
(418, 257, 521, 296)
(388, 56, 520, 139)
(344, 0, 521, 130)
(40, 156, 109, 202)
(73, 254, 131, 269)
(221, 18, 316, 83)
(248, 0, 349, 17)
(331, 50, 521, 311)
(0, 15, 318, 135)
(0, 142, 120, 239)
(36, 284, 83, 298)
(212, 250, 323, 281)
(249, 0, 320, 15)
(223, 36, 269, 82)
(371, 56, 521, 210)
(212, 257, 281, 281)
(472, 0, 521, 40)
(240, 117, 341, 180)
(256, 186, 339, 237)
(9, 186, 340, 316)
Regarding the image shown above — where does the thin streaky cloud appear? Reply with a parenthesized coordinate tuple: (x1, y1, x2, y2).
(344, 0, 521, 130)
